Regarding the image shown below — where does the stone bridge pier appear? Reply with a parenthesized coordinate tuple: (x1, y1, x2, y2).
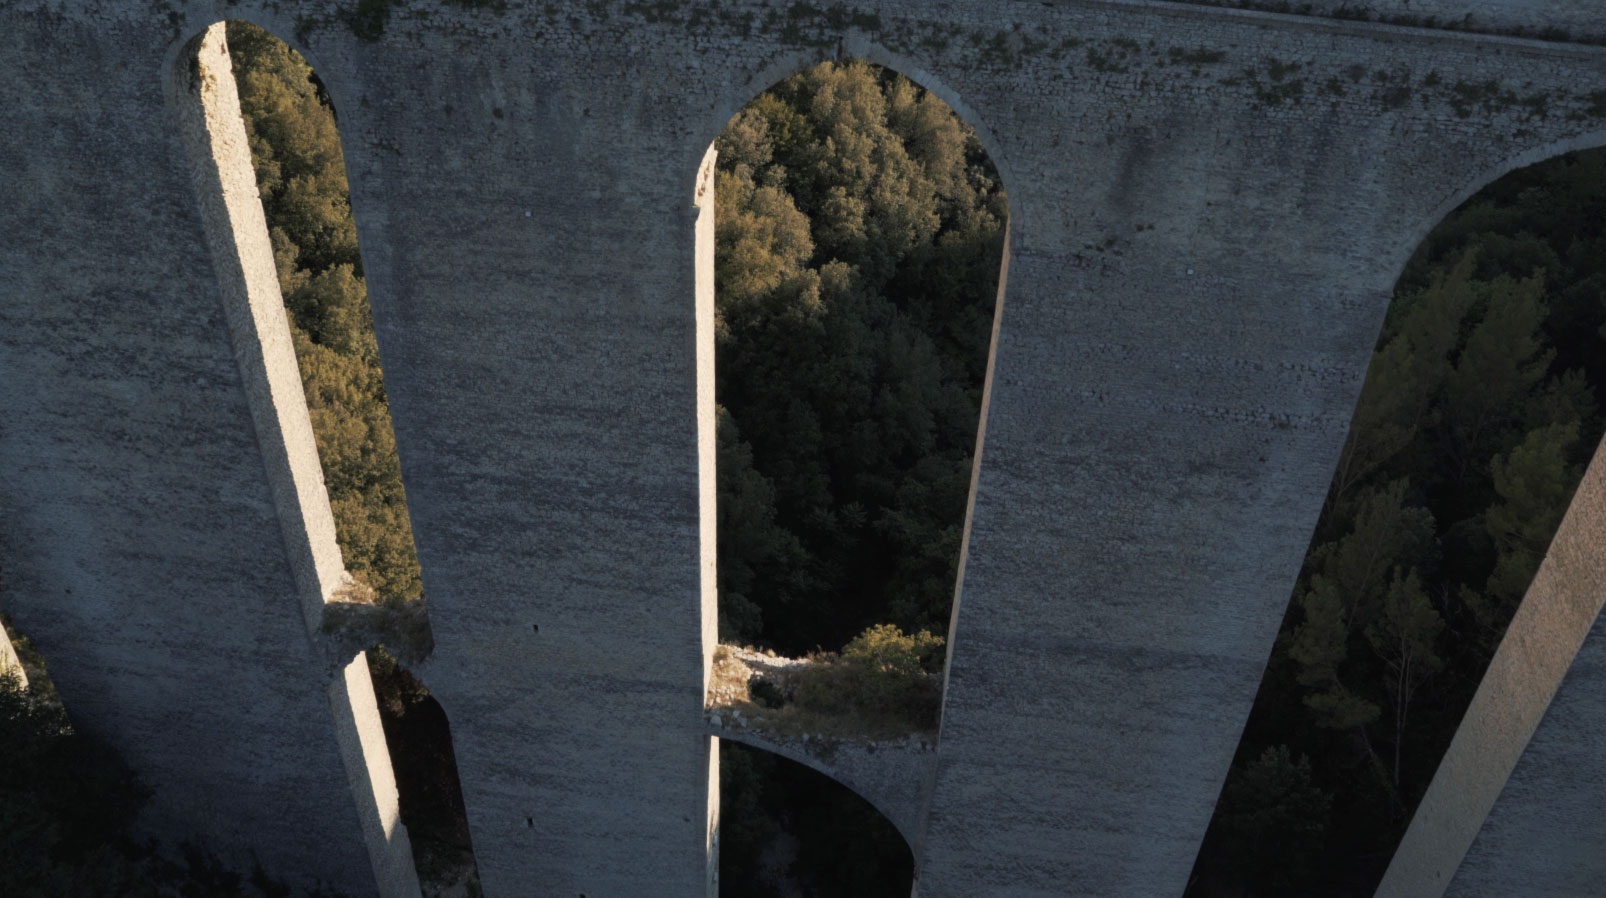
(0, 1, 1603, 897)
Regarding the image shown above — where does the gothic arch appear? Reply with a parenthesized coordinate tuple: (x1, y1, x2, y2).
(691, 52, 1015, 712)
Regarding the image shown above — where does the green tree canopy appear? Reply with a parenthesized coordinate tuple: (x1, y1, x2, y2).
(712, 61, 1005, 654)
(1194, 147, 1606, 897)
(228, 21, 421, 603)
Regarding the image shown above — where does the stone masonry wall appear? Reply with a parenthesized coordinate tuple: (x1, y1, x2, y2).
(0, 1, 1601, 896)
(0, 10, 418, 897)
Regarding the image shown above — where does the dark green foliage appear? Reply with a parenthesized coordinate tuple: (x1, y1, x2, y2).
(793, 624, 943, 729)
(713, 60, 1006, 654)
(789, 653, 942, 732)
(227, 21, 423, 605)
(734, 625, 947, 734)
(715, 407, 806, 641)
(1190, 147, 1606, 896)
(1209, 747, 1332, 894)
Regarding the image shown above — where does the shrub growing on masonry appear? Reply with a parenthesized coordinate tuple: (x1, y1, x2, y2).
(842, 623, 945, 675)
(793, 625, 944, 730)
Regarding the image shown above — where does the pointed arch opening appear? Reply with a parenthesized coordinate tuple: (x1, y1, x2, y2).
(1186, 143, 1606, 898)
(695, 57, 1009, 896)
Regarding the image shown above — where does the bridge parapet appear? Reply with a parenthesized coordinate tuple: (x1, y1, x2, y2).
(1151, 0, 1604, 43)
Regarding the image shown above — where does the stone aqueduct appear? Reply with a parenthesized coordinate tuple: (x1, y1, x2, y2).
(1, 0, 1603, 895)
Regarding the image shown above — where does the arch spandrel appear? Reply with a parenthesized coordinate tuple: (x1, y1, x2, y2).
(710, 720, 937, 849)
(1386, 129, 1606, 291)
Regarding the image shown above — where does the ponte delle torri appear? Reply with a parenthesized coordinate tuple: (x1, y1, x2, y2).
(0, 1, 1603, 896)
